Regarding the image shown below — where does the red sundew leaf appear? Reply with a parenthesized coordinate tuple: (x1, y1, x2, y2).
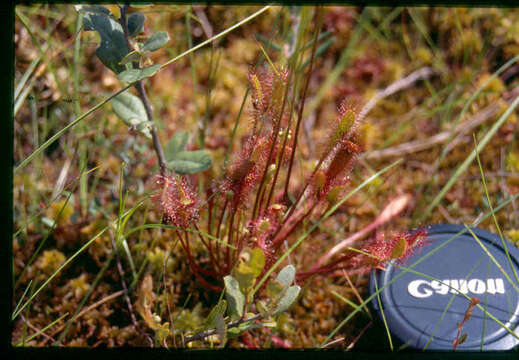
(151, 173, 199, 228)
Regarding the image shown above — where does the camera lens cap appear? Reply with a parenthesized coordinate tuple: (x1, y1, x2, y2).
(370, 224, 519, 350)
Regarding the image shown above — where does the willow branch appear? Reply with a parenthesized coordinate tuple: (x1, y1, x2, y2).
(119, 5, 167, 176)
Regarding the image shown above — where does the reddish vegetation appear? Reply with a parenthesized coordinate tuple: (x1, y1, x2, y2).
(153, 66, 428, 290)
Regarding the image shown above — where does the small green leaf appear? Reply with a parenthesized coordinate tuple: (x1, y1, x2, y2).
(457, 333, 468, 345)
(117, 64, 161, 83)
(274, 285, 301, 315)
(166, 150, 212, 174)
(164, 131, 189, 161)
(236, 247, 265, 278)
(227, 322, 262, 339)
(234, 269, 254, 298)
(276, 264, 296, 287)
(130, 3, 152, 8)
(215, 314, 227, 348)
(119, 50, 143, 65)
(224, 275, 245, 320)
(128, 12, 145, 37)
(112, 91, 151, 138)
(256, 300, 270, 317)
(141, 31, 170, 52)
(248, 248, 266, 278)
(266, 279, 285, 300)
(135, 121, 153, 132)
(205, 299, 227, 330)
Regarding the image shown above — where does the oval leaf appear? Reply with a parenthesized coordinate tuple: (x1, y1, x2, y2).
(141, 31, 170, 52)
(266, 279, 284, 300)
(164, 131, 189, 161)
(128, 12, 145, 37)
(76, 5, 111, 16)
(249, 248, 266, 277)
(224, 275, 245, 320)
(274, 285, 301, 315)
(167, 150, 212, 174)
(391, 236, 408, 259)
(276, 264, 296, 288)
(112, 91, 151, 138)
(205, 299, 227, 330)
(215, 314, 227, 348)
(117, 64, 161, 83)
(227, 322, 262, 339)
(82, 12, 129, 73)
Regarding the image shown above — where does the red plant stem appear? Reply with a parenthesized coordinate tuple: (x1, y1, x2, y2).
(312, 194, 411, 270)
(274, 151, 328, 240)
(207, 191, 214, 235)
(214, 197, 229, 269)
(231, 210, 243, 264)
(252, 67, 295, 220)
(252, 177, 268, 220)
(177, 230, 218, 278)
(241, 331, 259, 349)
(283, 6, 323, 201)
(225, 206, 237, 272)
(264, 74, 302, 212)
(272, 199, 317, 249)
(176, 230, 221, 291)
(194, 223, 223, 276)
(215, 197, 228, 241)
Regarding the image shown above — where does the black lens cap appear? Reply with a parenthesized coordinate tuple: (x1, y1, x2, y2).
(369, 224, 519, 350)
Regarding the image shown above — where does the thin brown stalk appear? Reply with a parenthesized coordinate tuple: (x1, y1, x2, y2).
(119, 5, 167, 176)
(252, 66, 295, 219)
(283, 6, 323, 201)
(194, 224, 222, 275)
(176, 230, 221, 291)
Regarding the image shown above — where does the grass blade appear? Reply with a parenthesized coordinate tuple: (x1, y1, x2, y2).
(160, 6, 271, 69)
(16, 312, 69, 346)
(12, 198, 146, 320)
(473, 135, 519, 285)
(421, 94, 519, 221)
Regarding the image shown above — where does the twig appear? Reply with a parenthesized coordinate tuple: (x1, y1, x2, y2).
(361, 85, 519, 160)
(183, 314, 262, 344)
(357, 67, 437, 123)
(119, 5, 167, 176)
(193, 5, 213, 38)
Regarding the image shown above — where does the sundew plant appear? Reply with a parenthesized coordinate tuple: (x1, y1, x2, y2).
(12, 4, 519, 349)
